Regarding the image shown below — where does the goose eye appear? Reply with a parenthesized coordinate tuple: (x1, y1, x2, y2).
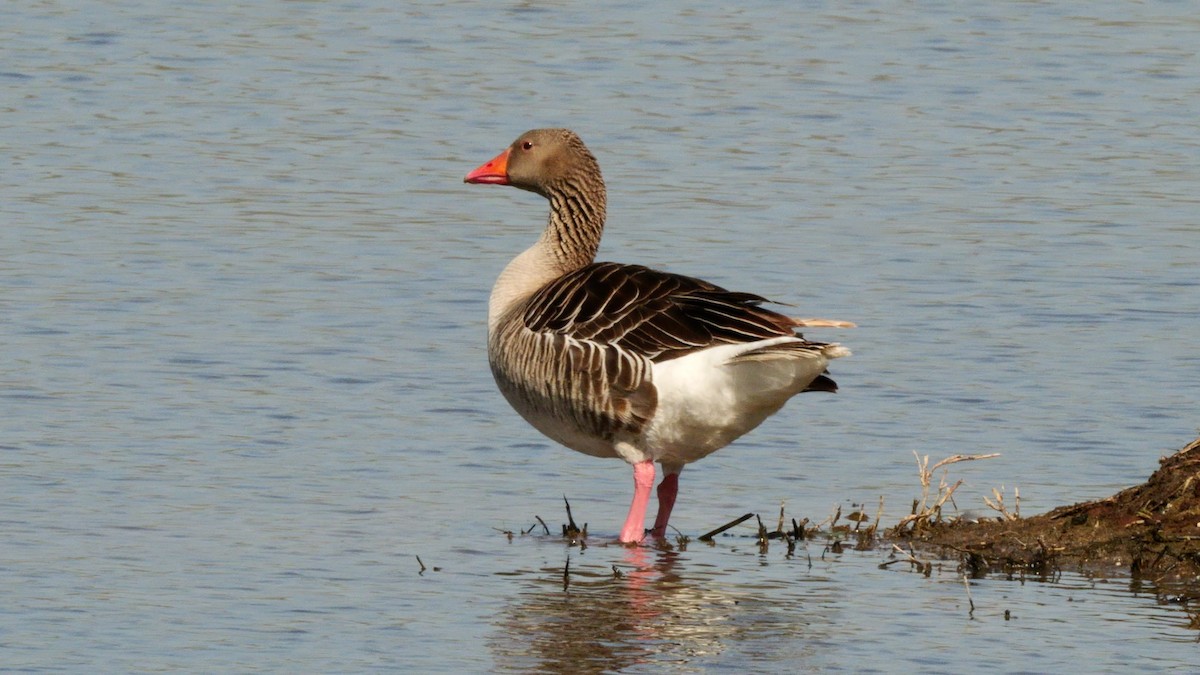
(521, 141, 533, 150)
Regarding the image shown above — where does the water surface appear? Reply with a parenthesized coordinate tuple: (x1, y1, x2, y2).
(3, 1, 1198, 671)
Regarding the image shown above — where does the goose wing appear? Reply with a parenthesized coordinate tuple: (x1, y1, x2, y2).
(523, 261, 805, 362)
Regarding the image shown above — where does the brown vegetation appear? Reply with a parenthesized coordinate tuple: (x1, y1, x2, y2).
(891, 435, 1200, 590)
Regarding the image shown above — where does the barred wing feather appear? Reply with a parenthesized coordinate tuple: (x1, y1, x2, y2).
(523, 262, 810, 362)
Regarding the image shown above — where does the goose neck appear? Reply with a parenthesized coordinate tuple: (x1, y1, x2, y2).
(543, 179, 606, 270)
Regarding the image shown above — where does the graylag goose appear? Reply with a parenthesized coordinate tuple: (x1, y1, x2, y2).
(465, 129, 852, 544)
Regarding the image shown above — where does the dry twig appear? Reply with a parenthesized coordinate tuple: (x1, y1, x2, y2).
(983, 485, 1021, 521)
(894, 451, 1000, 531)
(698, 513, 755, 541)
(879, 543, 933, 576)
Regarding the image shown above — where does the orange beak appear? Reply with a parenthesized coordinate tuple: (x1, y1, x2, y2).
(464, 148, 511, 185)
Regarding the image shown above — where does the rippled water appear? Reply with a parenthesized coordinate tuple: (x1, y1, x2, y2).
(3, 1, 1198, 671)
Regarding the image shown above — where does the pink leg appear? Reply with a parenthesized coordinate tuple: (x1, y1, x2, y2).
(619, 460, 655, 543)
(650, 470, 680, 538)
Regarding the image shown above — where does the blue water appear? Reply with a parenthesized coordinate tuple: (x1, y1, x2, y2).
(3, 1, 1198, 671)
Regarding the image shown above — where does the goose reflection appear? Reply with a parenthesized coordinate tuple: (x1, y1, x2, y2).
(489, 545, 742, 672)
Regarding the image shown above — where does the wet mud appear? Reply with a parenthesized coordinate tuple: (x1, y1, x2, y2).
(891, 436, 1200, 591)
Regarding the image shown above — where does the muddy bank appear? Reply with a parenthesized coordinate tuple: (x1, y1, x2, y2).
(890, 436, 1200, 588)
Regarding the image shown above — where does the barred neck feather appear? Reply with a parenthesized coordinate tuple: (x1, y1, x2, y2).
(545, 173, 606, 271)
